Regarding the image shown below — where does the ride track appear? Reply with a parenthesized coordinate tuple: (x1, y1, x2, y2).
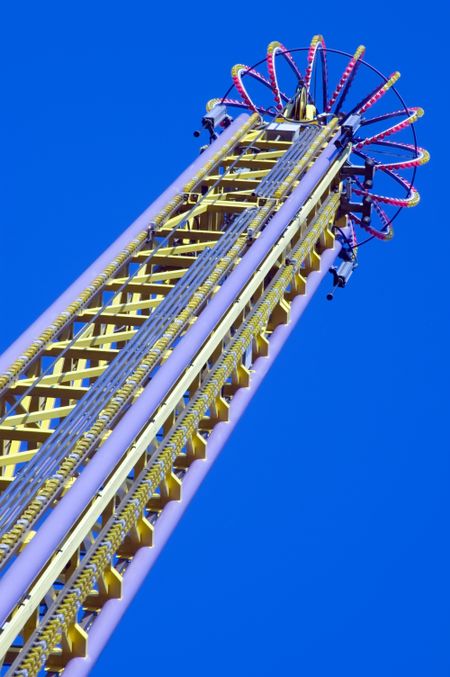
(0, 36, 428, 676)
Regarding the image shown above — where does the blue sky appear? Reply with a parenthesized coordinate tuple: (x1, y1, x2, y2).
(0, 3, 448, 676)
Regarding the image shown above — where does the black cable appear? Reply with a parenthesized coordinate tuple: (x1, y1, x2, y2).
(335, 226, 359, 257)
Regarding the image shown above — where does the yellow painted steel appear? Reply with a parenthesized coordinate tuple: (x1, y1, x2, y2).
(0, 150, 350, 663)
(13, 193, 340, 676)
(0, 115, 347, 674)
(0, 119, 342, 561)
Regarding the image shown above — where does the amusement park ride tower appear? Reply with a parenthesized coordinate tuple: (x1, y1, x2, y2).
(0, 37, 428, 675)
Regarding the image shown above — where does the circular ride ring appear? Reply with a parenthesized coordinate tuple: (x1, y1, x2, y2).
(206, 38, 429, 243)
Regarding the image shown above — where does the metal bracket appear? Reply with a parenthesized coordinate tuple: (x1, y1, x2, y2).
(341, 193, 372, 220)
(146, 222, 157, 243)
(339, 167, 373, 228)
(341, 157, 375, 189)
